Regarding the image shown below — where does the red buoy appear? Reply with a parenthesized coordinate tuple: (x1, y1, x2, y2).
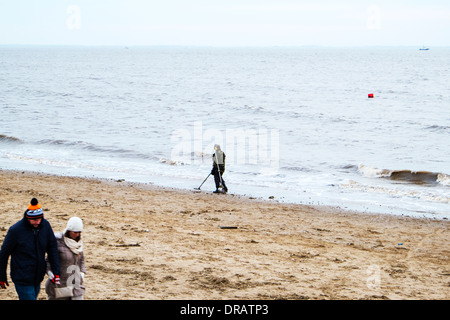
(368, 93, 374, 98)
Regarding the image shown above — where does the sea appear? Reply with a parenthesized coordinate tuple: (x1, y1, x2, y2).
(1, 46, 449, 219)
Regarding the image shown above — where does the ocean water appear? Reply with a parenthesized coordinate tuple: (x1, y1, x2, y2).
(1, 46, 449, 219)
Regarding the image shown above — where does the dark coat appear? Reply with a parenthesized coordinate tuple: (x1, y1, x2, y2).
(0, 217, 60, 286)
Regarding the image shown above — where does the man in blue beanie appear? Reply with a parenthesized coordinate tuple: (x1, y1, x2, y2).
(0, 198, 60, 300)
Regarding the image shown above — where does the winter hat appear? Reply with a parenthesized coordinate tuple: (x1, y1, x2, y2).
(65, 217, 83, 233)
(63, 217, 84, 254)
(25, 198, 44, 219)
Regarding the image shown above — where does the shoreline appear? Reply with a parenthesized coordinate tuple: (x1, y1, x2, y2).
(0, 169, 448, 300)
(2, 166, 447, 221)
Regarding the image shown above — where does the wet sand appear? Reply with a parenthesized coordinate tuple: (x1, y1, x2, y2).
(0, 170, 448, 300)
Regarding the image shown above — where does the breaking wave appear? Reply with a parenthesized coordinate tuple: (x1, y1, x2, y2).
(0, 134, 22, 143)
(29, 138, 163, 162)
(358, 164, 449, 186)
(159, 158, 185, 166)
(425, 125, 449, 132)
(437, 173, 450, 186)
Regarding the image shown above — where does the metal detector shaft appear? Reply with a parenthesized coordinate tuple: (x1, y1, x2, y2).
(195, 173, 211, 190)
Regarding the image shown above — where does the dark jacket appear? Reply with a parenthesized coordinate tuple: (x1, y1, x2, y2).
(0, 217, 60, 286)
(211, 151, 226, 175)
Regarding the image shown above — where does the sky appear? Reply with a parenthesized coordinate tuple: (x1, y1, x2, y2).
(1, 0, 449, 46)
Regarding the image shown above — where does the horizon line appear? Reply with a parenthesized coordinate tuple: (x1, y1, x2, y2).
(0, 43, 446, 48)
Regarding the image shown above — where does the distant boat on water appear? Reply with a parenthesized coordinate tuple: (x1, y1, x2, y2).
(419, 46, 430, 51)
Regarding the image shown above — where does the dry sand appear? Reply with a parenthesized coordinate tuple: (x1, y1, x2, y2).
(0, 169, 448, 300)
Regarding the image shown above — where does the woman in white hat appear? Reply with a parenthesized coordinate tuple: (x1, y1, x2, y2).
(45, 217, 86, 300)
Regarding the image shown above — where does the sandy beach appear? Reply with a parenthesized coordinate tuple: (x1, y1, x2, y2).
(0, 169, 448, 300)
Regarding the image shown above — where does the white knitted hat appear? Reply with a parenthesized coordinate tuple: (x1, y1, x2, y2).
(65, 217, 83, 232)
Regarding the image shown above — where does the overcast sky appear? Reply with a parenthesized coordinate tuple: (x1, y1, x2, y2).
(1, 0, 449, 46)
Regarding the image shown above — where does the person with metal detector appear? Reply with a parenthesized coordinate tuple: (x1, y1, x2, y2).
(211, 144, 228, 193)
